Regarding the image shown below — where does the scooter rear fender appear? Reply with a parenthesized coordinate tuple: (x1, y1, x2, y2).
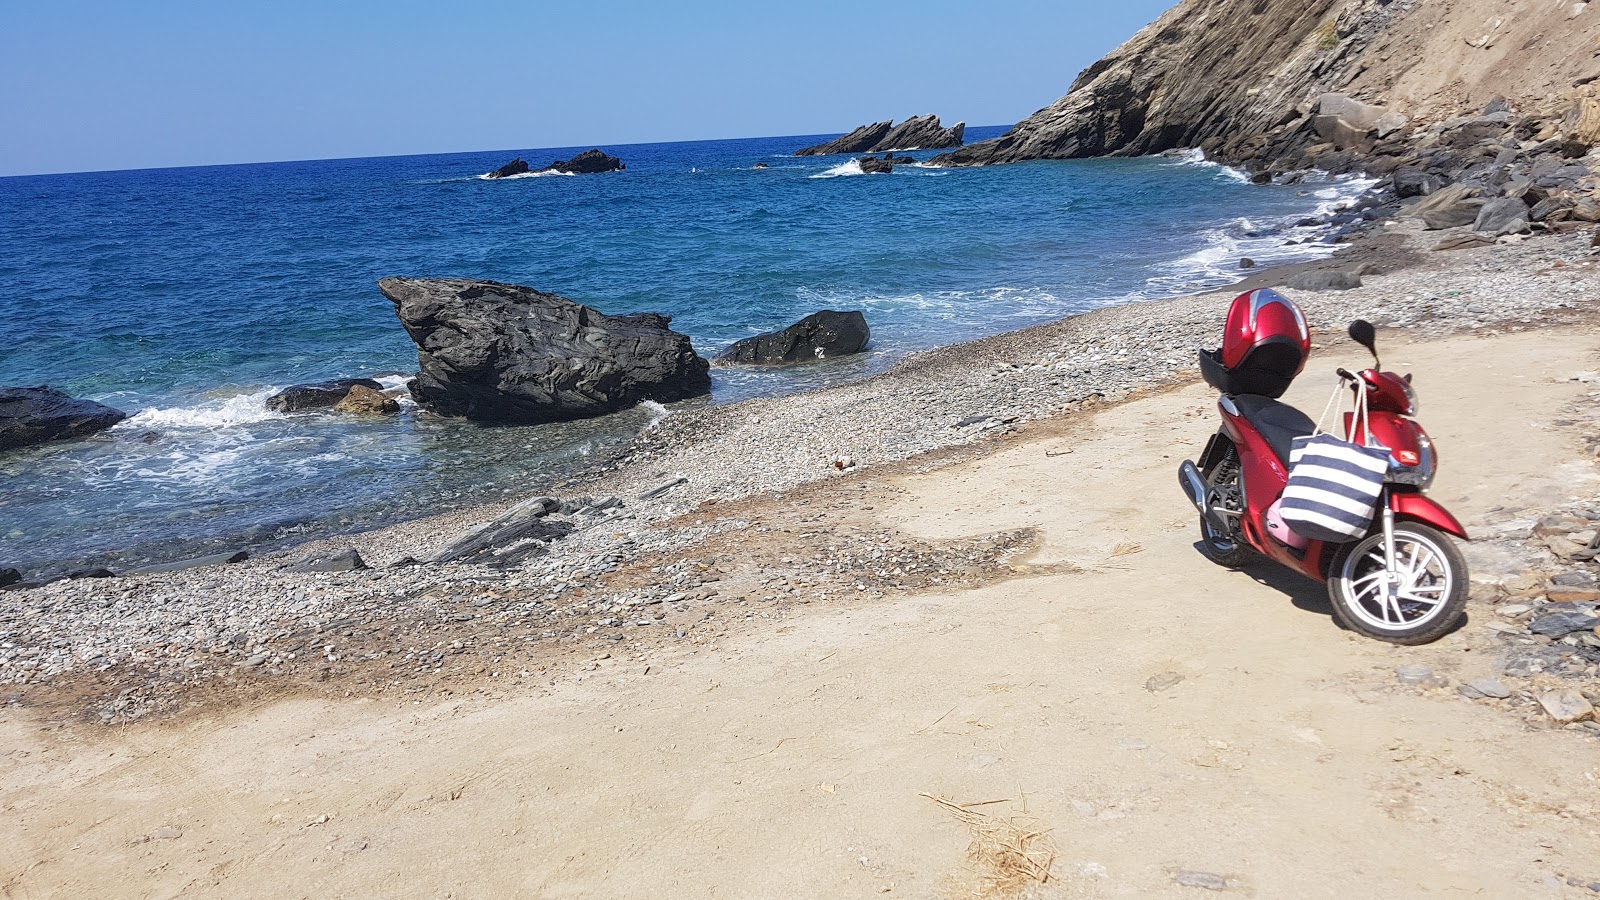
(1390, 492, 1469, 540)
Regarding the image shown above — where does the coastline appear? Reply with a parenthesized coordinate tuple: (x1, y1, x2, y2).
(5, 222, 1600, 896)
(5, 217, 1597, 722)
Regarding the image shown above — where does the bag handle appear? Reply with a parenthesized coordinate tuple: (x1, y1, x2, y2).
(1309, 375, 1373, 446)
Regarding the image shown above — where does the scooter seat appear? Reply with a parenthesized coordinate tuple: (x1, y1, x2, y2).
(1231, 394, 1315, 466)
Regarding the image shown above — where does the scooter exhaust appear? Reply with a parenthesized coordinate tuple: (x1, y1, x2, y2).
(1179, 460, 1229, 534)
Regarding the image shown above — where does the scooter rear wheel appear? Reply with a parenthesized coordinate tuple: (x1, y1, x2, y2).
(1198, 448, 1253, 569)
(1325, 522, 1467, 645)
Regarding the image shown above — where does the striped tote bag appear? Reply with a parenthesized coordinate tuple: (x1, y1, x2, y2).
(1279, 384, 1390, 543)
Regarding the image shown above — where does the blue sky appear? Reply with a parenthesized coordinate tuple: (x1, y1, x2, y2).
(1, 1, 1177, 176)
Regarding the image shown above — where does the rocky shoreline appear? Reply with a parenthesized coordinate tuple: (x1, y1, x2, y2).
(5, 220, 1598, 726)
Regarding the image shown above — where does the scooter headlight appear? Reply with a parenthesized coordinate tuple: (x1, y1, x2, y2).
(1400, 379, 1419, 416)
(1386, 434, 1436, 490)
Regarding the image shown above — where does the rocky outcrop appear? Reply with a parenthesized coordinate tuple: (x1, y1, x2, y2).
(485, 158, 531, 179)
(485, 150, 624, 178)
(715, 310, 870, 365)
(379, 277, 710, 424)
(795, 121, 893, 157)
(0, 386, 126, 453)
(795, 116, 964, 156)
(931, 0, 1600, 176)
(267, 378, 383, 413)
(543, 149, 624, 174)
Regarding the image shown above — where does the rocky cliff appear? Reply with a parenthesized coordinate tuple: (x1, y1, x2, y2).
(796, 116, 964, 156)
(935, 0, 1600, 171)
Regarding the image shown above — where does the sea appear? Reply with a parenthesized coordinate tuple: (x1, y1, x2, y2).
(0, 127, 1374, 578)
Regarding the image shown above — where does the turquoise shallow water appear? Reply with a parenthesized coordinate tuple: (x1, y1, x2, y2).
(0, 129, 1368, 576)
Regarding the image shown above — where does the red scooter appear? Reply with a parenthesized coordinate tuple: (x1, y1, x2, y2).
(1178, 289, 1469, 644)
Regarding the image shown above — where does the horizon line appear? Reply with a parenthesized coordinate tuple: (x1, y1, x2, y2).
(0, 124, 1011, 180)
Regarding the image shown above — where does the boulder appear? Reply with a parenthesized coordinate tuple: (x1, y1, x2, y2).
(1473, 196, 1531, 234)
(857, 155, 894, 174)
(1284, 269, 1362, 291)
(1410, 184, 1486, 229)
(0, 386, 127, 453)
(541, 149, 624, 174)
(332, 384, 400, 415)
(1432, 232, 1496, 251)
(287, 548, 366, 573)
(379, 277, 710, 424)
(126, 550, 248, 575)
(795, 121, 893, 156)
(1373, 111, 1410, 140)
(1392, 167, 1442, 198)
(1312, 116, 1368, 151)
(484, 157, 530, 179)
(1316, 93, 1389, 131)
(752, 162, 769, 169)
(267, 378, 382, 413)
(0, 568, 19, 587)
(715, 311, 871, 365)
(795, 117, 963, 156)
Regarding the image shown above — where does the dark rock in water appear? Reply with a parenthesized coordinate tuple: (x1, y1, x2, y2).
(485, 157, 530, 179)
(0, 386, 127, 453)
(1473, 196, 1530, 235)
(1284, 269, 1362, 291)
(715, 310, 870, 365)
(379, 277, 710, 424)
(1239, 258, 1255, 269)
(541, 149, 624, 174)
(127, 550, 249, 575)
(0, 568, 19, 587)
(795, 121, 893, 156)
(857, 155, 894, 174)
(1249, 171, 1272, 185)
(267, 378, 382, 413)
(287, 548, 366, 573)
(795, 116, 963, 156)
(752, 162, 769, 169)
(332, 384, 400, 415)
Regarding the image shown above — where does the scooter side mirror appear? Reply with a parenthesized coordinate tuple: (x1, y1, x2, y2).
(1348, 319, 1380, 368)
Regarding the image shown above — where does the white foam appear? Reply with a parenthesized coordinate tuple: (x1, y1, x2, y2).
(811, 160, 866, 178)
(1172, 148, 1251, 184)
(373, 374, 418, 408)
(120, 388, 283, 430)
(477, 169, 576, 180)
(637, 400, 670, 431)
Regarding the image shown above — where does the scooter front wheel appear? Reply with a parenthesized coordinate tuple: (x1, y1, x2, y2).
(1326, 522, 1467, 645)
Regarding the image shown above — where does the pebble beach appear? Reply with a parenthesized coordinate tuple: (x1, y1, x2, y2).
(7, 219, 1598, 723)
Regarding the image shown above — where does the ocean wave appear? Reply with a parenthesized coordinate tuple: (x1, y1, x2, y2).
(476, 170, 576, 180)
(119, 388, 283, 430)
(1172, 148, 1251, 184)
(637, 399, 670, 431)
(811, 160, 868, 178)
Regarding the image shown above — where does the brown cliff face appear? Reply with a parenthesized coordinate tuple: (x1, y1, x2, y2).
(935, 0, 1600, 170)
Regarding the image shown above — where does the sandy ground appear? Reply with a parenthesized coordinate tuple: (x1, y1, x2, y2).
(5, 327, 1600, 899)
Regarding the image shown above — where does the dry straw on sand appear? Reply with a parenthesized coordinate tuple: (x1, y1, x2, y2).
(922, 793, 1058, 897)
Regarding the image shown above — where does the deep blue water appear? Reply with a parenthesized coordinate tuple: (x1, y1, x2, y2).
(0, 129, 1369, 577)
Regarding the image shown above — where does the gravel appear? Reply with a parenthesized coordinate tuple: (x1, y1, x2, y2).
(4, 221, 1598, 722)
